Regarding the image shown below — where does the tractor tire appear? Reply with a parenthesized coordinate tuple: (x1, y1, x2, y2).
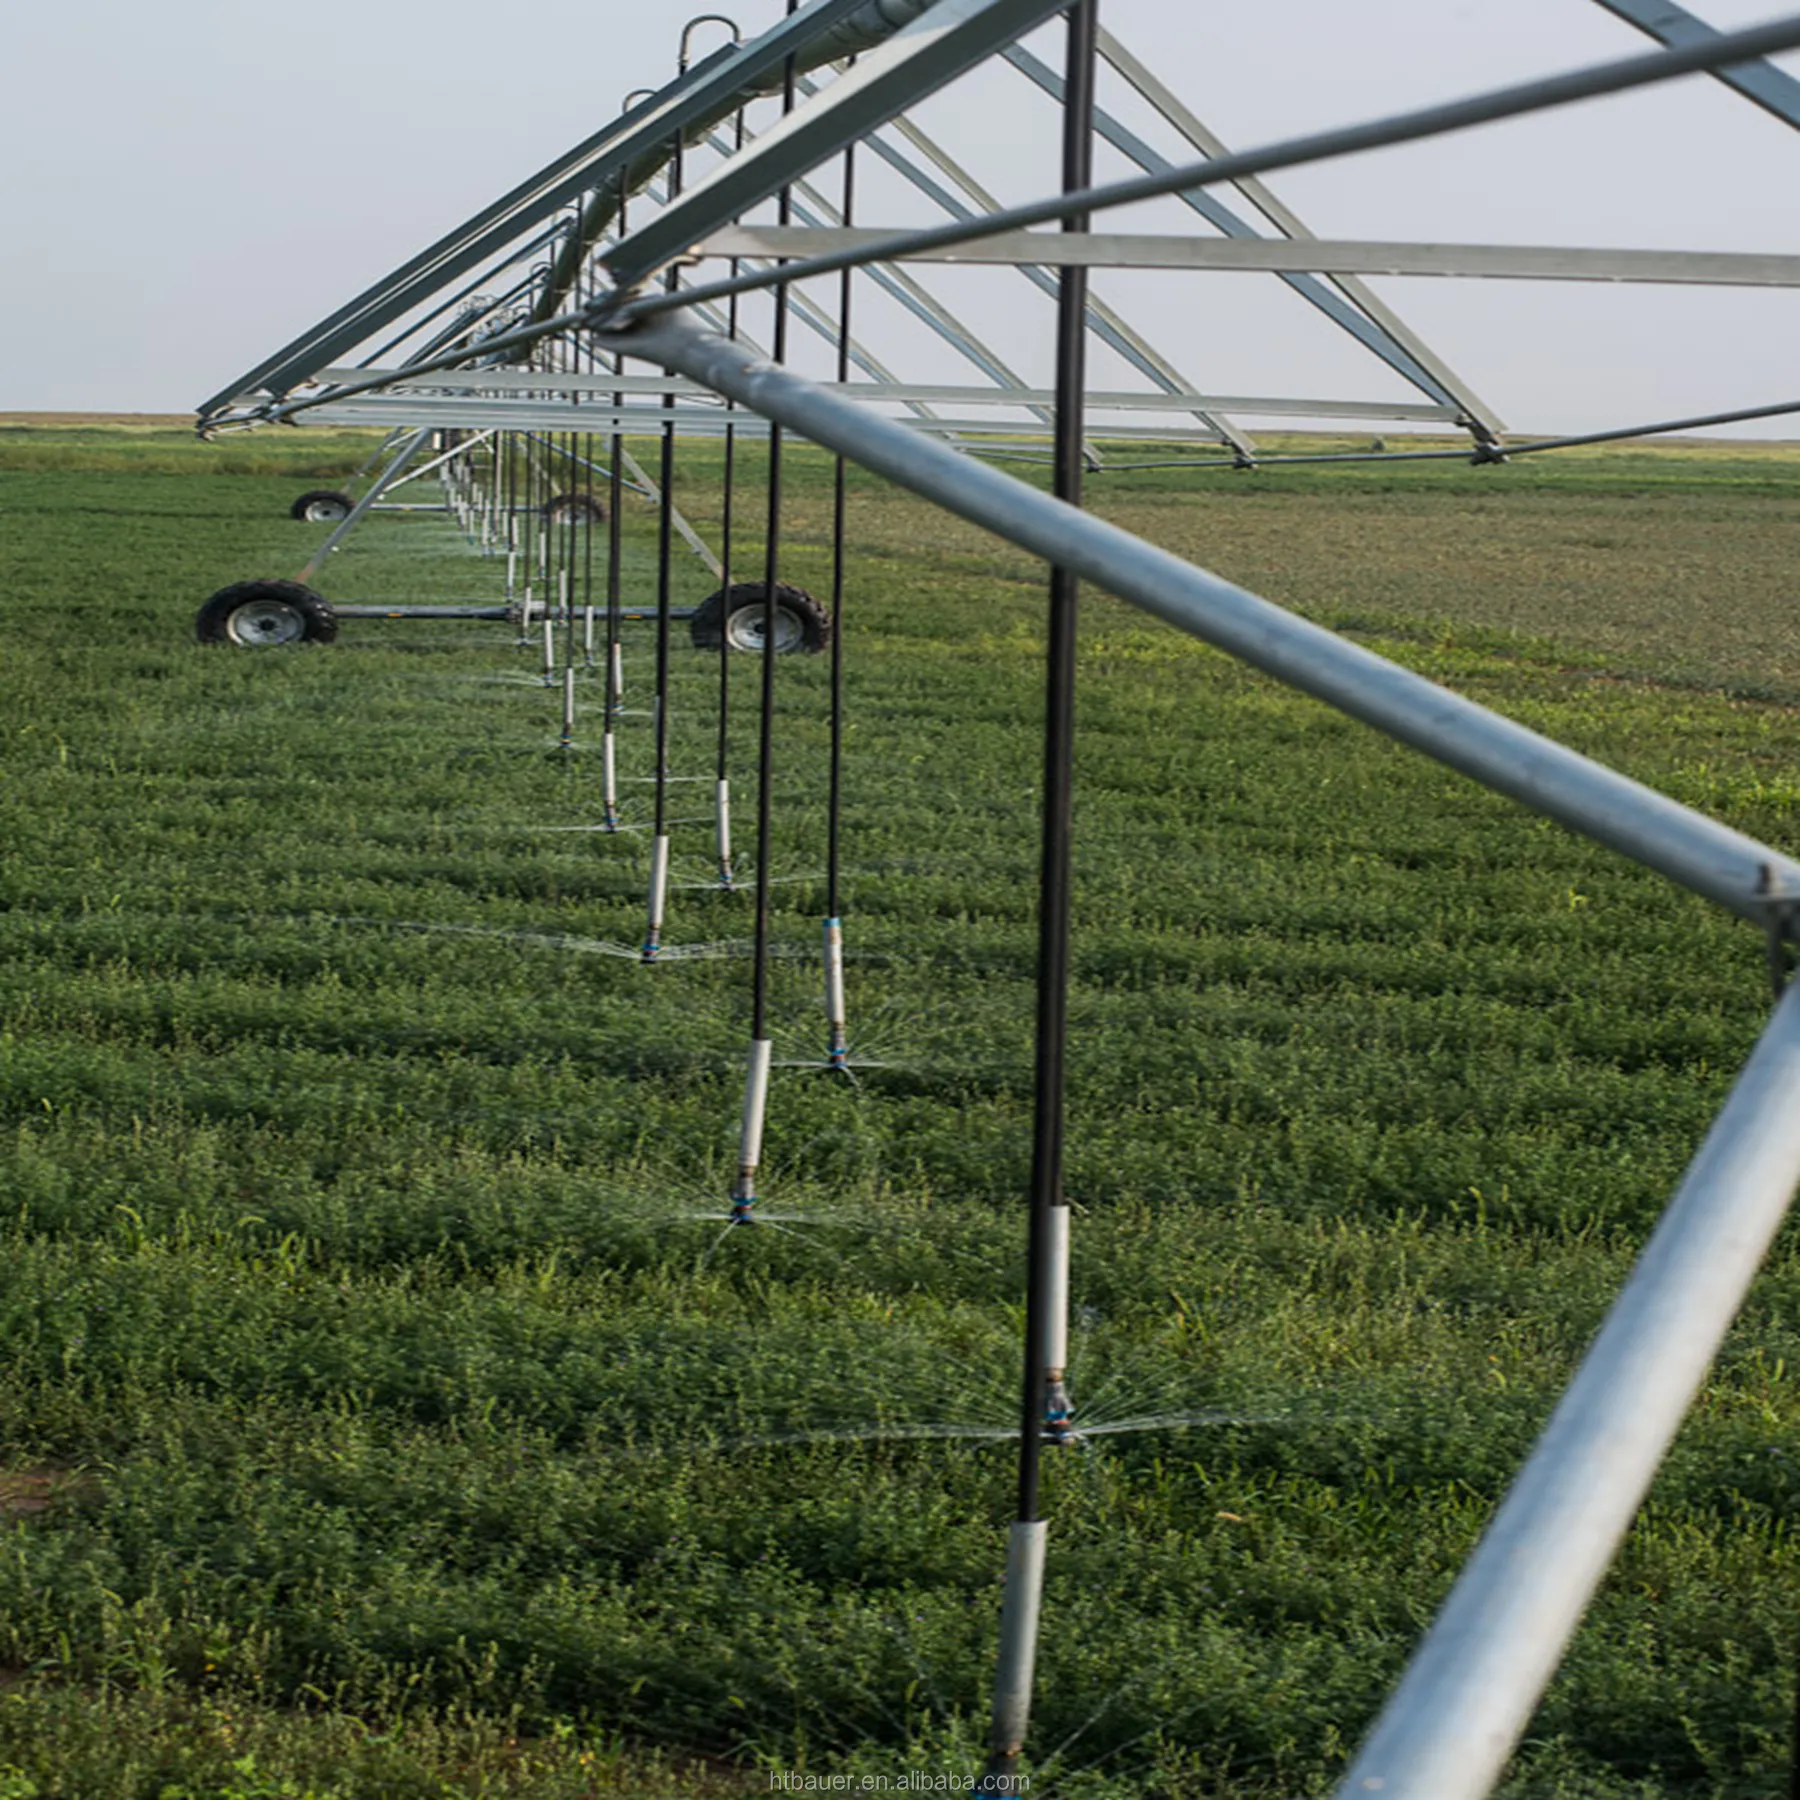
(195, 580, 338, 648)
(543, 490, 607, 526)
(688, 582, 830, 656)
(290, 489, 355, 523)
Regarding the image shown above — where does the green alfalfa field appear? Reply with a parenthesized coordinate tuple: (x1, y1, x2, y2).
(7, 418, 1800, 1797)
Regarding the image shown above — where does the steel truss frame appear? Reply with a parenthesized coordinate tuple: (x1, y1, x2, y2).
(196, 3, 1800, 1796)
(199, 0, 1501, 454)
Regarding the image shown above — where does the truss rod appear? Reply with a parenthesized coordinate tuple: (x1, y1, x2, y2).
(604, 0, 1071, 291)
(694, 228, 1800, 286)
(862, 111, 1246, 452)
(1592, 0, 1800, 129)
(605, 11, 1800, 323)
(200, 0, 928, 412)
(1001, 39, 1469, 423)
(1087, 26, 1505, 437)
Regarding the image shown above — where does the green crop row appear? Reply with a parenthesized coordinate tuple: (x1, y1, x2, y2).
(2, 426, 1800, 1796)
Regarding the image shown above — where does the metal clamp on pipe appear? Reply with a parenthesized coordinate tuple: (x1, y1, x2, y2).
(1759, 863, 1800, 999)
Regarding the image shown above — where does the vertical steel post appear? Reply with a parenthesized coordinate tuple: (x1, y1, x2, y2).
(734, 0, 802, 1221)
(602, 174, 629, 831)
(644, 134, 684, 962)
(716, 103, 749, 894)
(981, 4, 1096, 1792)
(823, 125, 857, 1071)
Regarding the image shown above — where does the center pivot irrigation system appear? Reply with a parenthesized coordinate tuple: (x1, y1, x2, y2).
(196, 2, 1800, 1792)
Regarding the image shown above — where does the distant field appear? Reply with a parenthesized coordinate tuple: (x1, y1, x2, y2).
(4, 425, 1800, 1798)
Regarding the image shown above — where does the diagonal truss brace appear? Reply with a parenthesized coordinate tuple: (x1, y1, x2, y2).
(868, 111, 1253, 453)
(1591, 0, 1800, 127)
(603, 0, 1071, 292)
(1085, 29, 1506, 440)
(199, 0, 895, 414)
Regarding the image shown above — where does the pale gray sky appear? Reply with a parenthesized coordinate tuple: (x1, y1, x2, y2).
(3, 0, 1798, 435)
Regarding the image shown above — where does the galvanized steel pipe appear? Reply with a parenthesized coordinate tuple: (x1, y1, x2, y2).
(1336, 975, 1800, 1796)
(598, 314, 1800, 922)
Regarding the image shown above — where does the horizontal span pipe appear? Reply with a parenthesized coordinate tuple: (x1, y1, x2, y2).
(600, 315, 1800, 923)
(693, 226, 1800, 288)
(1336, 975, 1800, 1797)
(608, 11, 1800, 324)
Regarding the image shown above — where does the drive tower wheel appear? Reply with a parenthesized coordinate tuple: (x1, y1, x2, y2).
(689, 582, 831, 656)
(543, 490, 607, 526)
(289, 489, 355, 523)
(195, 580, 339, 648)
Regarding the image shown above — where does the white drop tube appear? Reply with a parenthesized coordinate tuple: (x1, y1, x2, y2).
(542, 617, 556, 678)
(824, 917, 848, 1050)
(644, 833, 670, 956)
(602, 729, 619, 823)
(559, 568, 570, 621)
(583, 604, 596, 663)
(507, 554, 520, 602)
(1043, 1206, 1070, 1378)
(561, 667, 576, 744)
(716, 778, 734, 870)
(610, 640, 625, 711)
(986, 1521, 1049, 1766)
(736, 1037, 775, 1198)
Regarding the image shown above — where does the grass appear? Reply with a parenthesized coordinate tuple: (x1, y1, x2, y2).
(3, 421, 1800, 1796)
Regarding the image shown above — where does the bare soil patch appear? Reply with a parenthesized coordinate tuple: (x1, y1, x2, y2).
(0, 1467, 97, 1521)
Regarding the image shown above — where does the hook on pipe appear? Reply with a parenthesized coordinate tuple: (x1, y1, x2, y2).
(680, 13, 741, 71)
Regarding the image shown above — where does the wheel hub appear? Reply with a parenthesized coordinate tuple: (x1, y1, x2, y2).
(724, 604, 805, 655)
(226, 599, 308, 646)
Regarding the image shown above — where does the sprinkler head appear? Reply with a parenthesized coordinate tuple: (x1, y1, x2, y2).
(728, 1181, 760, 1226)
(1042, 1379, 1078, 1447)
